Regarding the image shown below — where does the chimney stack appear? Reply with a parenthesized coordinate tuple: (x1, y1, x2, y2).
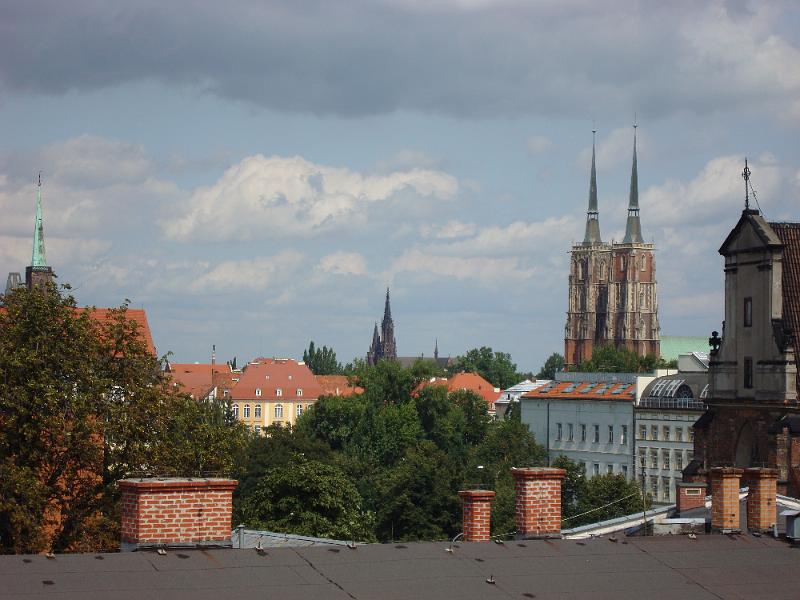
(511, 467, 566, 539)
(119, 477, 237, 550)
(676, 481, 707, 515)
(710, 467, 743, 533)
(458, 490, 495, 541)
(746, 467, 778, 532)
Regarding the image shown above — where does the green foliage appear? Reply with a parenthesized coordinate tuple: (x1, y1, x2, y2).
(447, 346, 522, 389)
(351, 359, 419, 406)
(302, 341, 343, 375)
(236, 459, 376, 542)
(552, 456, 649, 528)
(536, 352, 565, 379)
(0, 284, 250, 553)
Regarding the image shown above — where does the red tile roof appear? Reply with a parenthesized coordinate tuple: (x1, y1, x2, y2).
(230, 358, 321, 401)
(316, 375, 363, 397)
(166, 363, 234, 399)
(78, 308, 156, 355)
(772, 222, 800, 390)
(523, 380, 636, 401)
(418, 372, 502, 408)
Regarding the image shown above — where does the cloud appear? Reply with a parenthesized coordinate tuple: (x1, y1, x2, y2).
(577, 127, 641, 172)
(163, 154, 458, 242)
(1, 2, 798, 121)
(316, 251, 367, 276)
(420, 220, 476, 239)
(187, 251, 305, 294)
(527, 136, 554, 154)
(389, 249, 535, 284)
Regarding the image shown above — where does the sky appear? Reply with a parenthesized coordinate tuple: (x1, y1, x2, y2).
(1, 0, 799, 373)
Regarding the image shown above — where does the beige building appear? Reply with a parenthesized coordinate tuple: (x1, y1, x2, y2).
(229, 358, 322, 433)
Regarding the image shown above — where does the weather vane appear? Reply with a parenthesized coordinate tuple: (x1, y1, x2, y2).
(742, 158, 751, 210)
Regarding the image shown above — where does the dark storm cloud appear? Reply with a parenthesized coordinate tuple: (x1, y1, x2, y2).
(2, 1, 798, 118)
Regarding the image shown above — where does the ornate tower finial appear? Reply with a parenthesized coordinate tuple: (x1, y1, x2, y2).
(434, 337, 439, 360)
(742, 158, 752, 210)
(32, 172, 48, 268)
(583, 129, 602, 245)
(622, 123, 644, 244)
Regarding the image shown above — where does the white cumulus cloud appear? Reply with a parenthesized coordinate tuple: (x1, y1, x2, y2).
(316, 251, 367, 276)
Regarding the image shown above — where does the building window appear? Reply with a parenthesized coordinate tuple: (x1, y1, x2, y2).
(662, 450, 670, 470)
(744, 357, 754, 389)
(607, 464, 614, 475)
(255, 388, 262, 397)
(254, 404, 262, 418)
(639, 424, 647, 440)
(639, 448, 647, 469)
(650, 425, 658, 441)
(556, 423, 562, 441)
(275, 403, 283, 418)
(621, 464, 628, 478)
(688, 428, 694, 442)
(276, 388, 283, 397)
(687, 450, 694, 463)
(641, 255, 647, 271)
(675, 452, 683, 471)
(662, 478, 671, 501)
(593, 424, 600, 443)
(568, 423, 574, 441)
(675, 427, 683, 442)
(650, 476, 658, 494)
(608, 425, 614, 444)
(593, 463, 600, 477)
(233, 404, 239, 418)
(296, 388, 303, 397)
(581, 424, 587, 442)
(223, 389, 230, 397)
(650, 449, 658, 469)
(296, 404, 303, 417)
(621, 425, 628, 445)
(744, 297, 753, 327)
(662, 426, 670, 441)
(243, 404, 250, 418)
(254, 425, 261, 434)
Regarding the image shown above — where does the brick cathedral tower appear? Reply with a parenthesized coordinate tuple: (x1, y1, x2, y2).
(367, 287, 398, 365)
(564, 127, 660, 368)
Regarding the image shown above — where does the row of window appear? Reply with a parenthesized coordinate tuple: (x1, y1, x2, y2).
(574, 255, 648, 280)
(254, 388, 303, 397)
(638, 447, 694, 472)
(555, 423, 628, 445)
(233, 403, 304, 419)
(636, 424, 694, 442)
(581, 462, 629, 478)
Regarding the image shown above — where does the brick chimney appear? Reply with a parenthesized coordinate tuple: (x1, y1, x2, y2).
(676, 482, 707, 515)
(511, 467, 566, 539)
(119, 478, 237, 550)
(710, 467, 743, 533)
(746, 467, 778, 532)
(458, 490, 495, 541)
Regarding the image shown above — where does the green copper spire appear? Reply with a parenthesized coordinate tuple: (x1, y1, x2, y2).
(32, 172, 48, 267)
(622, 124, 644, 244)
(583, 129, 602, 245)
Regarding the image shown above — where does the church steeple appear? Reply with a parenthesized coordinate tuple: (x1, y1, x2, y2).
(583, 130, 602, 245)
(32, 172, 48, 267)
(25, 173, 55, 290)
(622, 124, 644, 244)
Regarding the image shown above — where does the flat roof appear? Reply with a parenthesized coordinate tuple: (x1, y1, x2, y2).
(1, 535, 798, 599)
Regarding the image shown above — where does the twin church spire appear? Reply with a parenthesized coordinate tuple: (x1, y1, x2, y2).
(583, 124, 644, 246)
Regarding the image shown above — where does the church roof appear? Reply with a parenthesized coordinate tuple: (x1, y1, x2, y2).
(771, 221, 800, 390)
(718, 209, 784, 255)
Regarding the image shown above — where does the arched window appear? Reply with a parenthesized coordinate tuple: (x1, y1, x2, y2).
(243, 404, 250, 418)
(296, 404, 303, 417)
(275, 403, 283, 418)
(254, 404, 262, 418)
(276, 388, 283, 397)
(641, 255, 646, 270)
(620, 256, 626, 271)
(296, 388, 303, 397)
(255, 388, 261, 397)
(599, 260, 607, 280)
(233, 404, 239, 418)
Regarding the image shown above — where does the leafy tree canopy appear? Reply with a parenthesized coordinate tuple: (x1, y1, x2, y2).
(536, 352, 565, 379)
(447, 346, 523, 389)
(302, 341, 343, 375)
(0, 284, 250, 553)
(578, 345, 676, 374)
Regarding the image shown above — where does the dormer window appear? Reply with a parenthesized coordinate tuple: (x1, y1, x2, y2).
(288, 375, 293, 381)
(297, 388, 303, 397)
(276, 388, 283, 397)
(255, 388, 262, 397)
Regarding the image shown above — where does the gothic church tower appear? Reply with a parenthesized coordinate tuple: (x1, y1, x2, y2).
(564, 127, 660, 368)
(367, 288, 398, 364)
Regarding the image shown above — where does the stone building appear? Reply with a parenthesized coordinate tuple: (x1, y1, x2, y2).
(564, 128, 660, 368)
(366, 287, 397, 365)
(687, 176, 800, 496)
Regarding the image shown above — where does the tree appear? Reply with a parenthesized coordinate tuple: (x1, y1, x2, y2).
(0, 284, 250, 553)
(447, 347, 521, 389)
(578, 345, 676, 374)
(302, 341, 343, 375)
(536, 352, 564, 379)
(236, 459, 375, 542)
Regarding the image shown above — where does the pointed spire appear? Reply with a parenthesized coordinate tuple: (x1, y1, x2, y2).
(583, 129, 602, 245)
(32, 172, 48, 267)
(622, 123, 644, 244)
(383, 287, 392, 321)
(434, 338, 439, 360)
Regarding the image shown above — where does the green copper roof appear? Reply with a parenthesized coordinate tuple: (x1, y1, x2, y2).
(622, 126, 644, 244)
(32, 176, 48, 268)
(660, 336, 708, 361)
(583, 131, 602, 245)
